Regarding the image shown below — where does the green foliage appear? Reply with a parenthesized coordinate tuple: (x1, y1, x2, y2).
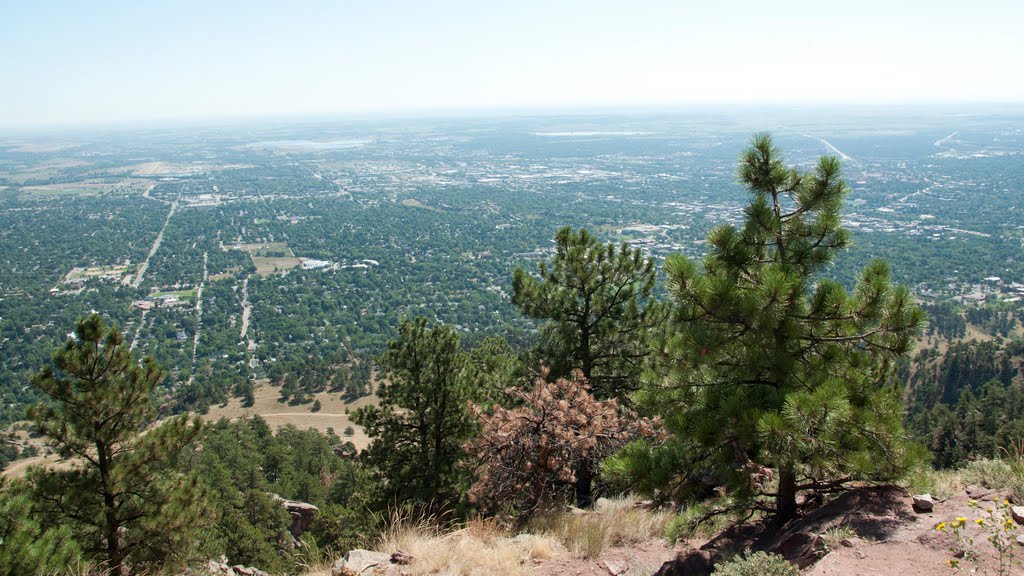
(308, 504, 377, 556)
(712, 551, 799, 576)
(352, 318, 477, 511)
(512, 226, 661, 399)
(178, 415, 378, 572)
(0, 480, 82, 576)
(908, 361, 1024, 469)
(959, 457, 1024, 502)
(612, 134, 925, 520)
(26, 314, 207, 574)
(662, 499, 749, 543)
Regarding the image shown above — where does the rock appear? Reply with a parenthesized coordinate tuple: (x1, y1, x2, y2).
(1012, 506, 1024, 525)
(966, 485, 995, 500)
(199, 559, 269, 576)
(332, 549, 393, 576)
(912, 493, 934, 512)
(272, 495, 320, 538)
(1016, 535, 1024, 546)
(602, 559, 626, 575)
(773, 531, 826, 569)
(654, 549, 719, 576)
(631, 499, 655, 510)
(595, 497, 612, 511)
(390, 550, 413, 565)
(918, 529, 957, 552)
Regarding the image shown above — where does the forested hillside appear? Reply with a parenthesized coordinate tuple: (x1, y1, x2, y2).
(2, 128, 1023, 575)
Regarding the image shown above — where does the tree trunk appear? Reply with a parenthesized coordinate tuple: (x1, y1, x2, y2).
(580, 323, 592, 382)
(574, 457, 594, 508)
(775, 465, 797, 523)
(98, 440, 124, 575)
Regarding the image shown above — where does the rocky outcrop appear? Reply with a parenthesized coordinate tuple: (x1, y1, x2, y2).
(271, 495, 319, 538)
(199, 557, 269, 576)
(331, 549, 395, 576)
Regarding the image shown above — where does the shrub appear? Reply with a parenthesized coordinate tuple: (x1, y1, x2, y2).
(962, 459, 1015, 490)
(712, 551, 799, 576)
(466, 371, 658, 518)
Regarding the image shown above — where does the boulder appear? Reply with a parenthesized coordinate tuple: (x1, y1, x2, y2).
(1012, 506, 1024, 525)
(390, 550, 413, 565)
(966, 485, 996, 500)
(631, 499, 655, 510)
(332, 549, 393, 576)
(912, 493, 934, 513)
(654, 549, 720, 576)
(772, 531, 826, 569)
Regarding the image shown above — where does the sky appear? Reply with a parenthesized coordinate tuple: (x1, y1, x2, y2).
(1, 0, 1022, 127)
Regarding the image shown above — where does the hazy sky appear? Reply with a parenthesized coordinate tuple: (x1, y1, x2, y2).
(2, 0, 1022, 127)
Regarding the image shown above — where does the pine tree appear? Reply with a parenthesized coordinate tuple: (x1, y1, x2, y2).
(351, 318, 476, 511)
(512, 226, 661, 507)
(512, 226, 661, 400)
(0, 481, 82, 576)
(26, 314, 208, 574)
(607, 134, 925, 522)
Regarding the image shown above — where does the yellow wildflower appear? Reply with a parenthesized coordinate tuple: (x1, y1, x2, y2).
(975, 518, 985, 525)
(936, 522, 947, 531)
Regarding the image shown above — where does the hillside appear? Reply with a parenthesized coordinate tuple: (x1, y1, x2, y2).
(298, 478, 1021, 576)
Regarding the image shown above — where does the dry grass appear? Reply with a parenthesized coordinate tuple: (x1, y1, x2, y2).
(527, 497, 672, 559)
(198, 381, 378, 448)
(903, 465, 968, 501)
(374, 512, 561, 576)
(251, 255, 301, 276)
(299, 498, 670, 576)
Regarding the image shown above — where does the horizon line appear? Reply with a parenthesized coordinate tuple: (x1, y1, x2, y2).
(4, 100, 1024, 135)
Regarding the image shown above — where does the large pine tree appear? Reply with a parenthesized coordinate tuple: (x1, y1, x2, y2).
(351, 318, 476, 511)
(27, 314, 207, 574)
(607, 134, 925, 521)
(512, 226, 661, 400)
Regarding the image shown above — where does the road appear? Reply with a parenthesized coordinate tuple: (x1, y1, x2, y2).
(188, 251, 208, 383)
(132, 188, 180, 288)
(934, 131, 959, 147)
(796, 131, 853, 162)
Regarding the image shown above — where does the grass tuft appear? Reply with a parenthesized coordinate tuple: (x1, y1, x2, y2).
(527, 497, 672, 558)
